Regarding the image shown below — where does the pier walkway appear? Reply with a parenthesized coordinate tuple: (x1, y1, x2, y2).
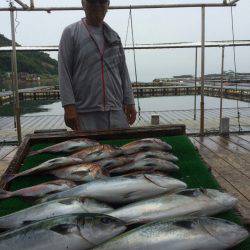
(0, 107, 249, 142)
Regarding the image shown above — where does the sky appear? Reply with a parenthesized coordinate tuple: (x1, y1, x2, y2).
(0, 0, 250, 82)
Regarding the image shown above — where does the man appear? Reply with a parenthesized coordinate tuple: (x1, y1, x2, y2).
(58, 0, 137, 131)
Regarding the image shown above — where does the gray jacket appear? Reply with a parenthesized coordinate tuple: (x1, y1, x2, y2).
(58, 19, 135, 113)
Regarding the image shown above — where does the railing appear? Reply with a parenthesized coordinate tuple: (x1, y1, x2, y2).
(0, 86, 249, 106)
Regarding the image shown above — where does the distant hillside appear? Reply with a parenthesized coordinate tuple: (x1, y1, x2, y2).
(0, 34, 58, 75)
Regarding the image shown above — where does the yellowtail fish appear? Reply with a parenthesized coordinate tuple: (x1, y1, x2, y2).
(93, 217, 248, 250)
(0, 197, 114, 231)
(39, 173, 187, 204)
(0, 213, 126, 250)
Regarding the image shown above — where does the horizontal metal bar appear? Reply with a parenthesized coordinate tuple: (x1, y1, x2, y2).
(1, 40, 250, 52)
(0, 3, 236, 12)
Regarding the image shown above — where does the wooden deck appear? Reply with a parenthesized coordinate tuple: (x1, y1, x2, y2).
(0, 107, 249, 142)
(190, 134, 250, 224)
(0, 133, 249, 224)
(0, 145, 17, 177)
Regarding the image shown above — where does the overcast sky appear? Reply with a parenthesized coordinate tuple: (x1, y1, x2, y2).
(0, 0, 250, 82)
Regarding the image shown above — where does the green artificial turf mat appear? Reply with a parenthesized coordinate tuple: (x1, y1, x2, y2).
(0, 135, 249, 249)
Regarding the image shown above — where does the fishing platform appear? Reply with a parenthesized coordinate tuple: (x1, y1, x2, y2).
(0, 1, 249, 249)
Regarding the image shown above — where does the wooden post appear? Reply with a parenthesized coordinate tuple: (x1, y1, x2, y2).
(151, 115, 160, 125)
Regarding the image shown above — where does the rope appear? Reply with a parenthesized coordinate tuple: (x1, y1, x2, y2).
(14, 8, 20, 33)
(230, 6, 242, 132)
(129, 6, 141, 120)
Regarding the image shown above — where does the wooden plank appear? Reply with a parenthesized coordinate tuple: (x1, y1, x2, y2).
(237, 134, 250, 142)
(226, 135, 250, 151)
(0, 160, 10, 177)
(195, 136, 250, 178)
(3, 148, 18, 162)
(211, 169, 250, 225)
(191, 137, 250, 201)
(209, 136, 250, 163)
(0, 146, 17, 160)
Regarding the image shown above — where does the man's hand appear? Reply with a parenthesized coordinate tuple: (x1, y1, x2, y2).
(64, 105, 80, 131)
(124, 104, 137, 125)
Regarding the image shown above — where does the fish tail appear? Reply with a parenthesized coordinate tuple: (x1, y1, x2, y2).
(0, 188, 11, 199)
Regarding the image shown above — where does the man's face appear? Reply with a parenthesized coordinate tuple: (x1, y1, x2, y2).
(84, 1, 109, 26)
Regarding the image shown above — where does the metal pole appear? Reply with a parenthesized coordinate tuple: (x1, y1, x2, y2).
(10, 7, 22, 144)
(200, 6, 205, 135)
(219, 46, 225, 130)
(0, 3, 237, 12)
(13, 0, 29, 9)
(194, 47, 198, 120)
(30, 0, 34, 9)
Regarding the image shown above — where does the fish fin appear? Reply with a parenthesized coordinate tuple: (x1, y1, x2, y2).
(50, 224, 80, 236)
(22, 220, 35, 225)
(123, 191, 137, 199)
(50, 224, 72, 235)
(177, 189, 201, 197)
(173, 220, 194, 229)
(58, 198, 75, 205)
(143, 174, 167, 189)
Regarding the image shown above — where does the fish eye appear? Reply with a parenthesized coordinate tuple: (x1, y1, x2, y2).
(101, 217, 112, 224)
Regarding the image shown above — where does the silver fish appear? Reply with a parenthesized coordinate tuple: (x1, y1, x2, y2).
(131, 150, 178, 162)
(108, 189, 237, 225)
(39, 174, 187, 204)
(71, 144, 122, 162)
(101, 151, 178, 171)
(49, 163, 109, 182)
(121, 138, 172, 154)
(0, 213, 126, 250)
(0, 179, 76, 200)
(29, 138, 100, 156)
(108, 158, 179, 175)
(0, 197, 113, 231)
(93, 217, 249, 250)
(5, 157, 83, 183)
(98, 156, 133, 170)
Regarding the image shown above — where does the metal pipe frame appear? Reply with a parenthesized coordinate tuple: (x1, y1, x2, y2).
(10, 8, 22, 144)
(1, 40, 250, 52)
(194, 48, 198, 121)
(0, 3, 237, 12)
(219, 46, 225, 132)
(200, 6, 205, 135)
(30, 0, 34, 9)
(2, 0, 241, 140)
(13, 0, 29, 9)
